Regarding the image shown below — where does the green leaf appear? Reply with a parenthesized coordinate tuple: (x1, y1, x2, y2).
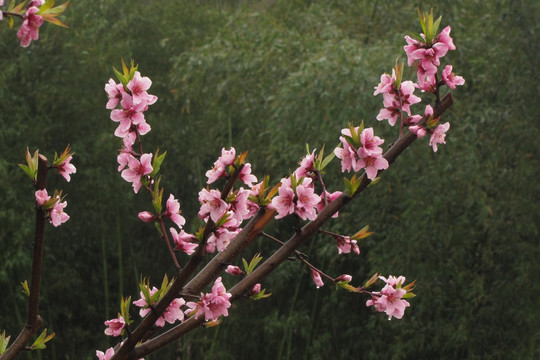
(150, 149, 167, 178)
(21, 280, 30, 296)
(152, 177, 163, 214)
(38, 0, 55, 13)
(402, 292, 416, 299)
(0, 330, 10, 355)
(113, 66, 128, 87)
(120, 296, 131, 325)
(250, 288, 272, 300)
(243, 253, 263, 275)
(30, 328, 55, 350)
(320, 149, 335, 170)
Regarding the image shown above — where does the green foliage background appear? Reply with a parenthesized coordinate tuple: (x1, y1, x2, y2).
(1, 0, 539, 359)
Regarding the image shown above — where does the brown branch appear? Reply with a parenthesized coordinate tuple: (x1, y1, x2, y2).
(124, 92, 455, 358)
(1, 155, 48, 360)
(125, 208, 276, 359)
(111, 164, 254, 359)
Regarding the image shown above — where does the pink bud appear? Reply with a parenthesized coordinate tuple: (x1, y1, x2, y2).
(336, 274, 352, 283)
(138, 211, 154, 222)
(250, 283, 261, 295)
(35, 189, 50, 206)
(311, 270, 324, 288)
(225, 265, 244, 276)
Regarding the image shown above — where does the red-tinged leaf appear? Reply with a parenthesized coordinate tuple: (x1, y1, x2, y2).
(41, 14, 69, 28)
(45, 1, 69, 15)
(37, 0, 55, 13)
(11, 0, 28, 14)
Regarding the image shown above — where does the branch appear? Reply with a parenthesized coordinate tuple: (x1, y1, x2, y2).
(112, 166, 255, 360)
(1, 155, 48, 360)
(124, 207, 275, 359)
(123, 92, 455, 358)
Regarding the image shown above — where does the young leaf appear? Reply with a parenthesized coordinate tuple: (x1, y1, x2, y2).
(21, 280, 30, 296)
(250, 288, 272, 300)
(0, 330, 10, 355)
(150, 149, 167, 178)
(243, 253, 263, 275)
(30, 328, 55, 350)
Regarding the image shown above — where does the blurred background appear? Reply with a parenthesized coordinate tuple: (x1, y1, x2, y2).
(1, 0, 539, 359)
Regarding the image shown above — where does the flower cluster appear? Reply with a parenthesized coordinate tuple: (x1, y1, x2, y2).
(198, 147, 260, 253)
(374, 70, 422, 127)
(334, 125, 389, 180)
(106, 70, 157, 193)
(186, 277, 232, 321)
(366, 275, 412, 320)
(387, 13, 464, 152)
(271, 175, 321, 221)
(15, 0, 45, 48)
(404, 26, 461, 91)
(132, 287, 185, 328)
(35, 189, 70, 227)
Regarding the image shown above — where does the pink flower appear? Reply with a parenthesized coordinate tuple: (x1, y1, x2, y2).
(50, 200, 70, 227)
(96, 346, 144, 360)
(334, 142, 358, 173)
(57, 155, 76, 182)
(227, 188, 250, 222)
(16, 6, 43, 48)
(429, 122, 450, 152)
(96, 348, 115, 360)
(358, 127, 384, 158)
(437, 26, 456, 51)
(104, 316, 125, 337)
(205, 163, 227, 184)
(164, 194, 186, 228)
(162, 297, 185, 325)
(441, 65, 465, 89)
(366, 275, 411, 320)
(133, 287, 159, 318)
(170, 228, 198, 255)
(225, 265, 244, 276)
(356, 154, 389, 180)
(335, 236, 360, 255)
(210, 227, 240, 252)
(121, 153, 153, 193)
(105, 79, 126, 109)
(311, 270, 324, 288)
(110, 93, 147, 138)
(133, 287, 185, 327)
(271, 181, 296, 219)
(127, 71, 154, 105)
(316, 190, 342, 218)
(218, 147, 236, 166)
(294, 183, 321, 221)
(293, 150, 316, 178)
(373, 71, 395, 95)
(238, 163, 257, 187)
(186, 277, 232, 321)
(198, 188, 228, 222)
(35, 189, 50, 206)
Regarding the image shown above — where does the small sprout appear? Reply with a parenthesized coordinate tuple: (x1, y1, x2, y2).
(242, 253, 263, 275)
(365, 273, 379, 288)
(29, 328, 55, 350)
(0, 330, 10, 355)
(21, 280, 30, 297)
